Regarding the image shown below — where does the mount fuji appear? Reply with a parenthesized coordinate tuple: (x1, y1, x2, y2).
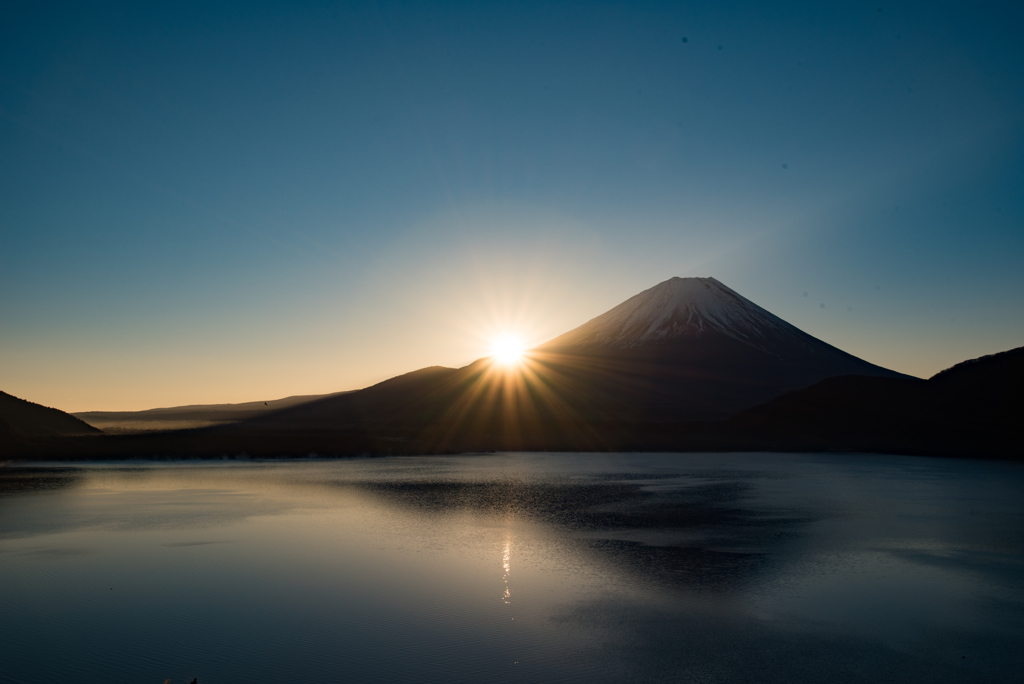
(239, 277, 907, 445)
(526, 276, 908, 421)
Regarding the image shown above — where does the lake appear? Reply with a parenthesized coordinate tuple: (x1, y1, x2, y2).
(1, 452, 1022, 683)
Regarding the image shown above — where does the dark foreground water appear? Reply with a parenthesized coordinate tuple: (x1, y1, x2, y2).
(1, 453, 1022, 684)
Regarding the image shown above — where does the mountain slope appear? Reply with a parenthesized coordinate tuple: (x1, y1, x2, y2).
(240, 366, 461, 430)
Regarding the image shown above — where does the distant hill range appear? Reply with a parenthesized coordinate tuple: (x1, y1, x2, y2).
(74, 392, 345, 433)
(3, 277, 1020, 459)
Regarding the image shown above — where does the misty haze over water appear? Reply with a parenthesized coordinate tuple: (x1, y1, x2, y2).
(1, 453, 1021, 683)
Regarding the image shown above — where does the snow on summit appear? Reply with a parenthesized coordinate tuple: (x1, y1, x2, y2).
(542, 277, 794, 350)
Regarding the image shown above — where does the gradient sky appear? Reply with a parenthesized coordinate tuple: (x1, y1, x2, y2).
(2, 1, 1022, 412)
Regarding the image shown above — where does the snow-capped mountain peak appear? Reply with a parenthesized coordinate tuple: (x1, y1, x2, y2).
(541, 277, 793, 350)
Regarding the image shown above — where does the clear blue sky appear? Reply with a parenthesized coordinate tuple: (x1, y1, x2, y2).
(2, 1, 1022, 411)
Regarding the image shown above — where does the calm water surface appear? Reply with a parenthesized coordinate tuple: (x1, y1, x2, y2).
(1, 452, 1022, 683)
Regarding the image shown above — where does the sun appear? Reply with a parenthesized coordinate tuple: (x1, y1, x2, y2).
(491, 335, 526, 364)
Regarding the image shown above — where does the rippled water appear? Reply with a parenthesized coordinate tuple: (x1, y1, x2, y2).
(1, 453, 1022, 683)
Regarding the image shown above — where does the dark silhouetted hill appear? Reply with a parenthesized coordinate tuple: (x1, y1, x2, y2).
(730, 345, 1024, 457)
(0, 391, 101, 455)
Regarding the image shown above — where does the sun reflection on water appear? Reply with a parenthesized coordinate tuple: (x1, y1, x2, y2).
(502, 536, 512, 605)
